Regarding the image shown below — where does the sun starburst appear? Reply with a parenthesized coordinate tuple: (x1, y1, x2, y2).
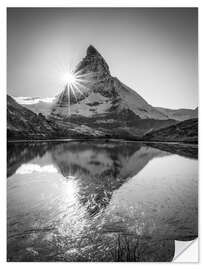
(64, 71, 77, 85)
(60, 67, 97, 116)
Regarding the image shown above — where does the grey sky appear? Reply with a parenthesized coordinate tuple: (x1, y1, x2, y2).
(7, 8, 198, 109)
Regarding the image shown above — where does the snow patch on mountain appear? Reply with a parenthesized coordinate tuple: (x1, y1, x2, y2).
(14, 96, 56, 116)
(65, 92, 111, 117)
(15, 96, 55, 105)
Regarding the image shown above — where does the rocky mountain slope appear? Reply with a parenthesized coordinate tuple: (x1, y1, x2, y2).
(7, 95, 105, 140)
(143, 118, 198, 143)
(7, 95, 56, 139)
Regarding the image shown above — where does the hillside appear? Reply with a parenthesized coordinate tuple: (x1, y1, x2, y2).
(143, 118, 198, 143)
(7, 95, 105, 140)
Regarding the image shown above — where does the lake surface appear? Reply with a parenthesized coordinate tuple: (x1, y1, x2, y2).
(7, 140, 198, 262)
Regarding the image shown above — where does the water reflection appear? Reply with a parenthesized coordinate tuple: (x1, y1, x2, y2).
(7, 140, 198, 262)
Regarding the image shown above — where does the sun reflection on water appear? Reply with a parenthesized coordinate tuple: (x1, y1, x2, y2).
(16, 164, 58, 174)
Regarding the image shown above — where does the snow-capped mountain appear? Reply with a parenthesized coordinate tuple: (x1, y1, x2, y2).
(47, 45, 177, 137)
(14, 45, 197, 121)
(11, 45, 198, 139)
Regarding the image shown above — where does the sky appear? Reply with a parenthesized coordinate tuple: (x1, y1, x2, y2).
(7, 8, 198, 109)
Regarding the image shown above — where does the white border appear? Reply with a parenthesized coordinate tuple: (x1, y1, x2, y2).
(0, 0, 201, 269)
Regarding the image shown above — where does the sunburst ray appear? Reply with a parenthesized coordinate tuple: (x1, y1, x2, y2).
(60, 68, 97, 115)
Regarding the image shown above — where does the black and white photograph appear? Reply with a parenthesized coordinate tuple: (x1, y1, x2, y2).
(6, 7, 198, 262)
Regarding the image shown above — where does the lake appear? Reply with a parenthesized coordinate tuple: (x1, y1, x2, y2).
(7, 140, 198, 262)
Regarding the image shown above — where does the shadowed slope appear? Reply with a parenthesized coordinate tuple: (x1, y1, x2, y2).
(143, 118, 198, 143)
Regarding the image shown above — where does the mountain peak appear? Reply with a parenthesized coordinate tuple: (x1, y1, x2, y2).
(75, 45, 110, 77)
(86, 45, 101, 56)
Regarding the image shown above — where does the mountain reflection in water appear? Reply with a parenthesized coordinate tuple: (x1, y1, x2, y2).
(7, 140, 198, 262)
